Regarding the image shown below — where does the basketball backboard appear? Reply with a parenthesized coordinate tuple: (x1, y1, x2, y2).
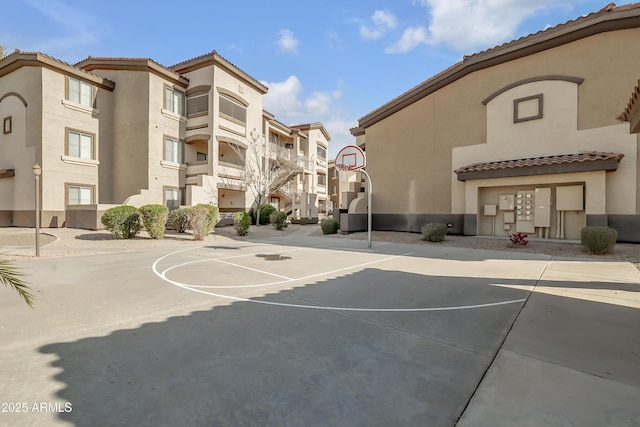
(335, 145, 366, 171)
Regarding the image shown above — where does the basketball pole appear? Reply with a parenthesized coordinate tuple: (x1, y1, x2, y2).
(360, 168, 373, 248)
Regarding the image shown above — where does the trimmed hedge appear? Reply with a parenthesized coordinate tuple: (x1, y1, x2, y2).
(234, 211, 251, 236)
(169, 208, 191, 233)
(196, 204, 218, 230)
(101, 205, 141, 239)
(421, 222, 447, 242)
(139, 204, 169, 239)
(581, 226, 617, 255)
(320, 218, 339, 234)
(253, 204, 276, 225)
(189, 205, 212, 241)
(270, 211, 288, 230)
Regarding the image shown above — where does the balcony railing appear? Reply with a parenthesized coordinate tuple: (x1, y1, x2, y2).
(269, 143, 292, 161)
(186, 161, 209, 176)
(218, 161, 245, 180)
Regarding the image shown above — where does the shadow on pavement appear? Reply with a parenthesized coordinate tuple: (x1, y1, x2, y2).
(40, 268, 531, 426)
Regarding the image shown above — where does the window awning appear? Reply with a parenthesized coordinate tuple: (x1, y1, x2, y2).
(454, 152, 624, 181)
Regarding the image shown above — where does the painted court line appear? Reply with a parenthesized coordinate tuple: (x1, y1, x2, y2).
(152, 245, 530, 312)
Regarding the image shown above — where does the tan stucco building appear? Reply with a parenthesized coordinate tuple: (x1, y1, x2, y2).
(350, 3, 640, 242)
(0, 50, 329, 229)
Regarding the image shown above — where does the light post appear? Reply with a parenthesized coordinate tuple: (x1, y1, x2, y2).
(32, 163, 41, 257)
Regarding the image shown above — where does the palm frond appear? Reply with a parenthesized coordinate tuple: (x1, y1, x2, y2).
(0, 259, 35, 309)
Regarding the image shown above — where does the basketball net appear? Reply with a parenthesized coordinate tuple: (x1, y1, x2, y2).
(335, 163, 351, 181)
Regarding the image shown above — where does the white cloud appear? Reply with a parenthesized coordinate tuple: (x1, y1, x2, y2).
(261, 77, 355, 156)
(263, 76, 344, 120)
(324, 118, 359, 159)
(262, 75, 303, 116)
(277, 29, 299, 54)
(360, 10, 397, 40)
(421, 0, 560, 51)
(385, 26, 429, 54)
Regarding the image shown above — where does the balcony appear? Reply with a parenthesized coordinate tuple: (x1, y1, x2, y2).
(218, 161, 245, 180)
(186, 161, 209, 176)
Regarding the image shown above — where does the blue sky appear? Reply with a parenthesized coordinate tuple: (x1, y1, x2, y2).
(1, 0, 608, 157)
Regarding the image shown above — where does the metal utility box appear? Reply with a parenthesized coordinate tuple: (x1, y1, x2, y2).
(556, 185, 584, 211)
(499, 194, 515, 211)
(515, 190, 535, 233)
(534, 187, 552, 227)
(504, 212, 515, 224)
(484, 204, 497, 216)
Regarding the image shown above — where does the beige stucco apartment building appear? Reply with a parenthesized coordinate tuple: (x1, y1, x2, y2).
(0, 50, 329, 229)
(350, 3, 640, 242)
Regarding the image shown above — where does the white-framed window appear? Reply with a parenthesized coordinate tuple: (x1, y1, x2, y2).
(332, 185, 337, 195)
(165, 137, 183, 164)
(69, 77, 93, 107)
(165, 188, 182, 211)
(317, 145, 327, 160)
(68, 185, 93, 205)
(219, 94, 246, 124)
(197, 152, 207, 161)
(68, 130, 94, 159)
(317, 173, 327, 186)
(165, 87, 184, 116)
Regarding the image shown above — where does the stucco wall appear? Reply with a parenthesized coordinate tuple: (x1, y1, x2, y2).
(41, 68, 100, 214)
(363, 28, 640, 219)
(0, 67, 41, 221)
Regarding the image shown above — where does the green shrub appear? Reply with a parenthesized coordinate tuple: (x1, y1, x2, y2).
(139, 204, 169, 239)
(196, 204, 218, 230)
(581, 226, 617, 255)
(101, 205, 141, 239)
(421, 222, 447, 242)
(189, 205, 212, 241)
(320, 218, 339, 235)
(299, 218, 308, 225)
(270, 211, 288, 230)
(169, 208, 191, 233)
(234, 211, 251, 236)
(253, 204, 276, 225)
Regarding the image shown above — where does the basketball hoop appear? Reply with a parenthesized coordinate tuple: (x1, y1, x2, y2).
(334, 145, 366, 180)
(334, 144, 373, 248)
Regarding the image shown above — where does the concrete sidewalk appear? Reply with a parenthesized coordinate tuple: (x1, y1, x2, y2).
(457, 258, 640, 426)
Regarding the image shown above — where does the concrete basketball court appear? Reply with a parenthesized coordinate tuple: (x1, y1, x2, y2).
(1, 231, 639, 426)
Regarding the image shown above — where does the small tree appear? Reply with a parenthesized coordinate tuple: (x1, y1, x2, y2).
(229, 129, 301, 226)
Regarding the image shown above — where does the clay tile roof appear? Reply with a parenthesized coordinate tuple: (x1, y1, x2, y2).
(76, 56, 184, 79)
(0, 50, 115, 88)
(169, 50, 267, 93)
(454, 151, 625, 181)
(455, 152, 624, 174)
(618, 79, 640, 122)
